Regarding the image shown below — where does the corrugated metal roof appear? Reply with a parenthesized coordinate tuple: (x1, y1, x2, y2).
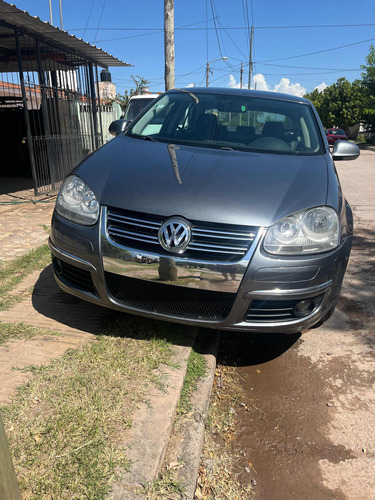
(0, 0, 132, 68)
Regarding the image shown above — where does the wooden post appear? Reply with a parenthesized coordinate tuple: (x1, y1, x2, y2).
(164, 0, 175, 91)
(248, 26, 254, 90)
(0, 414, 22, 500)
(240, 62, 243, 89)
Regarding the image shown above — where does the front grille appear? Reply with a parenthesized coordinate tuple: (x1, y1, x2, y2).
(106, 207, 258, 262)
(105, 272, 235, 320)
(53, 258, 96, 295)
(245, 294, 324, 322)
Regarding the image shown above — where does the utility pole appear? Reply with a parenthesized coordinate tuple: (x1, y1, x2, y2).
(49, 0, 53, 24)
(248, 25, 254, 90)
(59, 0, 64, 30)
(164, 0, 175, 91)
(0, 414, 22, 500)
(240, 62, 243, 89)
(206, 62, 210, 87)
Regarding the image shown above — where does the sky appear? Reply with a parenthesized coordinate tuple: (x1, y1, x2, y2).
(15, 0, 375, 97)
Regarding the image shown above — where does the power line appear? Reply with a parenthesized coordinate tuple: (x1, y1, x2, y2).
(254, 23, 375, 30)
(90, 18, 217, 43)
(207, 0, 238, 72)
(82, 0, 95, 38)
(259, 63, 361, 70)
(68, 23, 375, 31)
(257, 36, 375, 63)
(93, 0, 107, 43)
(216, 18, 248, 61)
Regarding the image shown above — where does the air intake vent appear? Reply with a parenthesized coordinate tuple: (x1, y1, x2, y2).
(53, 258, 96, 295)
(105, 272, 235, 320)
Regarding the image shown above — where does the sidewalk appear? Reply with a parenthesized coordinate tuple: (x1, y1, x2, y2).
(0, 186, 55, 262)
(0, 187, 216, 498)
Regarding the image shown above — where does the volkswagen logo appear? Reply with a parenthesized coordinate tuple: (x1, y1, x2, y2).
(158, 218, 191, 253)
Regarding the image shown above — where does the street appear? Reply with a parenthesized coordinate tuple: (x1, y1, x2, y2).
(216, 148, 375, 499)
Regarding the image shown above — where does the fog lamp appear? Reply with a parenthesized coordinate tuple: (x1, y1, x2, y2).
(52, 257, 63, 275)
(294, 299, 315, 318)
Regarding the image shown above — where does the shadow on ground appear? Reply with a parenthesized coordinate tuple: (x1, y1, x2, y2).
(31, 264, 195, 347)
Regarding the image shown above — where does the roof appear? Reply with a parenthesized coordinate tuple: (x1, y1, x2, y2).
(0, 0, 131, 69)
(173, 87, 309, 104)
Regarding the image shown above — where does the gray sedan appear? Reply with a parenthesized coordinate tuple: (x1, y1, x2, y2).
(50, 88, 359, 333)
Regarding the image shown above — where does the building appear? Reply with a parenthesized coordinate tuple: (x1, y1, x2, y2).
(0, 0, 131, 196)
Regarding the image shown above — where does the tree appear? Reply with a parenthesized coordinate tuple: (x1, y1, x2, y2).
(305, 78, 363, 129)
(110, 75, 150, 110)
(360, 44, 375, 137)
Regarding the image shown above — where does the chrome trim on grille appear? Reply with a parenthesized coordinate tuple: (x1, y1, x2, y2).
(101, 206, 265, 293)
(106, 206, 258, 261)
(243, 280, 332, 298)
(49, 238, 97, 272)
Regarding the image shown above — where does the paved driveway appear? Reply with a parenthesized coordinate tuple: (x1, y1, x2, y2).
(223, 147, 375, 500)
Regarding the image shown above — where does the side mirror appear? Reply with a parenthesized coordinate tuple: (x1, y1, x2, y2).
(109, 119, 129, 137)
(331, 140, 360, 161)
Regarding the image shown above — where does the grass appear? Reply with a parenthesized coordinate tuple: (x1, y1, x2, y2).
(139, 338, 207, 499)
(2, 315, 181, 499)
(0, 322, 61, 346)
(195, 365, 253, 499)
(143, 470, 185, 499)
(177, 347, 207, 416)
(0, 244, 51, 311)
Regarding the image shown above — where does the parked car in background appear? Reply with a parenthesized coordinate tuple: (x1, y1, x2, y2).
(326, 128, 348, 145)
(50, 88, 360, 334)
(122, 93, 160, 123)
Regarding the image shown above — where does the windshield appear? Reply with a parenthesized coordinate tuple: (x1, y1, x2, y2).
(128, 91, 324, 155)
(124, 97, 156, 121)
(329, 129, 346, 135)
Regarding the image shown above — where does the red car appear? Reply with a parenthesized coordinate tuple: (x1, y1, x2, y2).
(325, 128, 348, 145)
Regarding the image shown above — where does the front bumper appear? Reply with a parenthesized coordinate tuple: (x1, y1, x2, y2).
(49, 208, 352, 334)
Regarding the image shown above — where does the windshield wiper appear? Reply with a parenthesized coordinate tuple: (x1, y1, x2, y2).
(134, 134, 158, 142)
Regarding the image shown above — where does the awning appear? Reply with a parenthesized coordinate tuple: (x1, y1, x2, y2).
(0, 0, 131, 69)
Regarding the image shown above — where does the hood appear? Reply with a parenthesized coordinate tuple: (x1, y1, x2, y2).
(76, 135, 329, 227)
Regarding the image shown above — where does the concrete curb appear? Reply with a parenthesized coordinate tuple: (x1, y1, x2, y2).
(163, 330, 221, 499)
(110, 326, 198, 499)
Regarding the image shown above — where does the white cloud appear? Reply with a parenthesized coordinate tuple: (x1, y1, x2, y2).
(228, 73, 306, 97)
(228, 74, 243, 89)
(186, 82, 195, 88)
(253, 74, 269, 91)
(273, 77, 306, 97)
(315, 82, 328, 93)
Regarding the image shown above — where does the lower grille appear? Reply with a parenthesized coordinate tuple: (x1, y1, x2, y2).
(245, 294, 324, 322)
(105, 272, 235, 320)
(53, 258, 96, 295)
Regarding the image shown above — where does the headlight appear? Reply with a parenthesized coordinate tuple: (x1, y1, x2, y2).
(55, 175, 99, 225)
(264, 207, 339, 255)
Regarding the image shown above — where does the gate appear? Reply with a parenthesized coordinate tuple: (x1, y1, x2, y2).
(0, 23, 104, 195)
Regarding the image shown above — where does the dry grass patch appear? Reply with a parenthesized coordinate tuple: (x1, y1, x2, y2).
(0, 244, 51, 311)
(0, 322, 61, 346)
(195, 365, 253, 499)
(2, 316, 181, 499)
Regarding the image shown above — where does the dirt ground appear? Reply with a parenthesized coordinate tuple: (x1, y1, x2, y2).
(216, 148, 375, 500)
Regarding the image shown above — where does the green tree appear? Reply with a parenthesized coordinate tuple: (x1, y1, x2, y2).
(361, 44, 375, 137)
(305, 78, 363, 129)
(111, 75, 150, 110)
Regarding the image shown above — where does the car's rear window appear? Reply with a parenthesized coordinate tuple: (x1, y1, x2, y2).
(128, 91, 324, 155)
(329, 129, 346, 135)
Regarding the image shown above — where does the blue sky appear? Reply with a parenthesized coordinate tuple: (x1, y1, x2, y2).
(16, 0, 375, 96)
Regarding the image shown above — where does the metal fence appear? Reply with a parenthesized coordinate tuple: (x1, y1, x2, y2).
(0, 23, 111, 195)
